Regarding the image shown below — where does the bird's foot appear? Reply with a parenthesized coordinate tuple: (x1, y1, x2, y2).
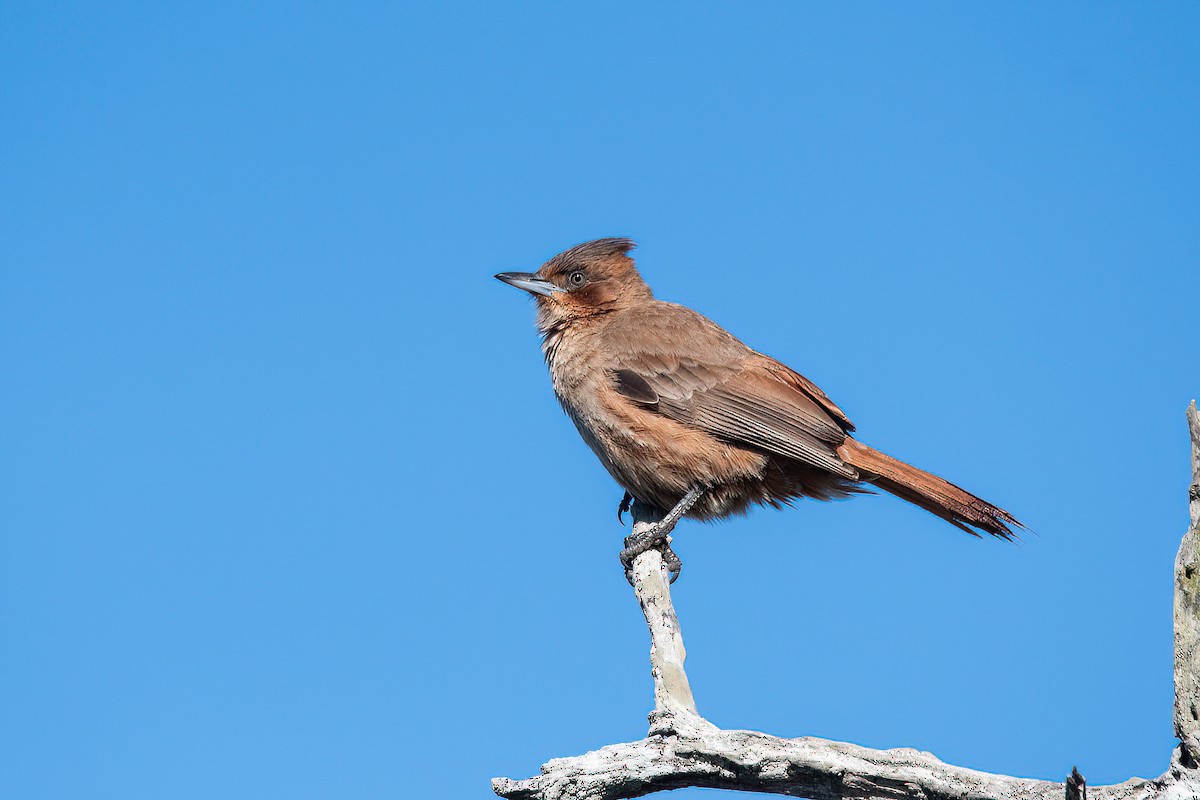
(616, 491, 633, 525)
(620, 528, 683, 584)
(618, 487, 706, 585)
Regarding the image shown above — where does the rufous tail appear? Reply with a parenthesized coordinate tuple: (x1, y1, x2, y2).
(838, 438, 1021, 539)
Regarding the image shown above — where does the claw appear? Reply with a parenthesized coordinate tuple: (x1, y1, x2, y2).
(617, 491, 634, 526)
(662, 543, 683, 584)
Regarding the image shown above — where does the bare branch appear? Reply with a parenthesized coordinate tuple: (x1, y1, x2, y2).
(1175, 402, 1200, 764)
(492, 404, 1200, 800)
(626, 501, 703, 724)
(492, 713, 1181, 800)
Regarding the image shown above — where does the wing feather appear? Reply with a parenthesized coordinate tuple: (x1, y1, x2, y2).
(608, 304, 856, 478)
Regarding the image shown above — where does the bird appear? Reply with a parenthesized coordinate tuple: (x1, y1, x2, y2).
(495, 238, 1020, 579)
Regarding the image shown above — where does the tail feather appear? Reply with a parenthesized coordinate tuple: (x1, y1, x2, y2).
(838, 438, 1021, 540)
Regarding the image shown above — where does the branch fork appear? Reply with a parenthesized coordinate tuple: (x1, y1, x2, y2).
(493, 403, 1200, 800)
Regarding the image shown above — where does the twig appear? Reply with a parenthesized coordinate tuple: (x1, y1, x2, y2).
(1067, 766, 1087, 800)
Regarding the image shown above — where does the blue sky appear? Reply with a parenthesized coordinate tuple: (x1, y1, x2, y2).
(3, 4, 1198, 798)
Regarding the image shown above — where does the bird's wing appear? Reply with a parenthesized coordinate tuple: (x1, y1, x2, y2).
(758, 356, 856, 433)
(608, 304, 857, 478)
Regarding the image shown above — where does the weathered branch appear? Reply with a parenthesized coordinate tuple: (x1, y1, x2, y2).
(492, 404, 1200, 800)
(493, 714, 1193, 800)
(1175, 402, 1200, 766)
(626, 511, 701, 725)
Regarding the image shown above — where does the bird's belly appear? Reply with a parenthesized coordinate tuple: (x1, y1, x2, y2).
(563, 393, 769, 519)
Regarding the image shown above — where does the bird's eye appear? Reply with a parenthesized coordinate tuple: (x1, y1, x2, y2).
(568, 270, 586, 288)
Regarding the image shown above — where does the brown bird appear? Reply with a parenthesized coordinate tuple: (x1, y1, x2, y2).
(496, 238, 1019, 578)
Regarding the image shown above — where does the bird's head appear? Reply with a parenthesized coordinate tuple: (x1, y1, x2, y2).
(495, 238, 653, 333)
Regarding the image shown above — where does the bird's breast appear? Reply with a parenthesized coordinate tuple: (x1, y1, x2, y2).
(544, 334, 768, 515)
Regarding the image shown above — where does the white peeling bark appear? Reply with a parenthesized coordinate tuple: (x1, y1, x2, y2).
(492, 716, 1195, 800)
(492, 404, 1200, 800)
(626, 502, 706, 726)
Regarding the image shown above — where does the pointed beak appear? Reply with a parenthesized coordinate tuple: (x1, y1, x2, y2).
(494, 272, 562, 297)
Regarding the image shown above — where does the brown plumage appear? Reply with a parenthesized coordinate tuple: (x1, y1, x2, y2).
(496, 238, 1020, 539)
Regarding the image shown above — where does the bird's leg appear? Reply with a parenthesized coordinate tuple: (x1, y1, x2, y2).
(619, 487, 706, 585)
(616, 491, 633, 525)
